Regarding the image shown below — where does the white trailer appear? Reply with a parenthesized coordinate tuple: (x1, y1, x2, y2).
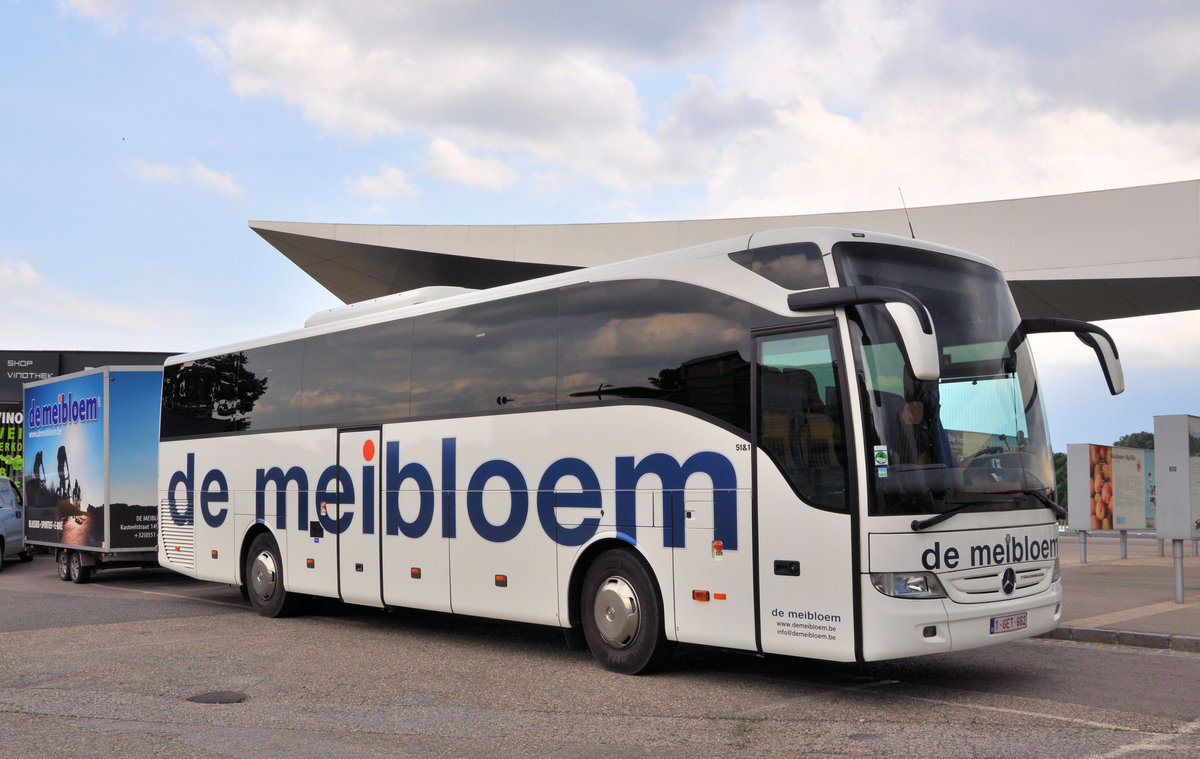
(23, 366, 162, 582)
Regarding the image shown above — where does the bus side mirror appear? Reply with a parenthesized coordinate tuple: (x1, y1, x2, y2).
(885, 301, 941, 382)
(787, 285, 940, 381)
(1020, 317, 1124, 395)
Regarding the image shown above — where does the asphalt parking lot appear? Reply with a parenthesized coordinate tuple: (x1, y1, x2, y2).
(1, 554, 1198, 758)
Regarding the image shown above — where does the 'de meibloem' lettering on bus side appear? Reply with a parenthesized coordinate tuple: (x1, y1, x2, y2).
(165, 438, 739, 549)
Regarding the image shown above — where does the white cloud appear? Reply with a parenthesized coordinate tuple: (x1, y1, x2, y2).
(1030, 310, 1200, 446)
(67, 1, 1200, 208)
(132, 159, 179, 182)
(187, 160, 244, 196)
(698, 1, 1200, 217)
(423, 138, 517, 191)
(60, 0, 129, 33)
(348, 165, 418, 201)
(131, 158, 245, 196)
(0, 258, 212, 351)
(0, 260, 44, 288)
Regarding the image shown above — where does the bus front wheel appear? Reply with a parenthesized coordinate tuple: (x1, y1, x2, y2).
(580, 549, 674, 674)
(244, 533, 301, 617)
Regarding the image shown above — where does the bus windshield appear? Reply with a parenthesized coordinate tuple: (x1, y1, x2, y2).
(835, 242, 1056, 517)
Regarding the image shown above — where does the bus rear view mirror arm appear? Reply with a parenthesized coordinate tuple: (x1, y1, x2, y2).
(1019, 317, 1124, 395)
(788, 286, 941, 382)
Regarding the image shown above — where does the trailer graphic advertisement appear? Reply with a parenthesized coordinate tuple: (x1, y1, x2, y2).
(22, 368, 160, 550)
(23, 371, 105, 546)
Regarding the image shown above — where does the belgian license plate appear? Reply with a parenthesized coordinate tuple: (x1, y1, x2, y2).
(990, 612, 1028, 634)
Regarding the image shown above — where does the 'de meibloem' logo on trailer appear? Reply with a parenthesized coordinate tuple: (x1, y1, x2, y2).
(27, 392, 102, 431)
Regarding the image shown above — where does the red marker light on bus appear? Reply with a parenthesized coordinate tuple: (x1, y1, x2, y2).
(693, 590, 710, 602)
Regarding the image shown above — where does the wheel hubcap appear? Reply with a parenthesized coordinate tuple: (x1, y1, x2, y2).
(593, 576, 640, 648)
(249, 550, 278, 600)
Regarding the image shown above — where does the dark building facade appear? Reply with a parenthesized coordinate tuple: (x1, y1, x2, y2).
(0, 350, 174, 479)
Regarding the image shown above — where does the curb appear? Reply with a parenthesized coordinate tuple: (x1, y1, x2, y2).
(1040, 626, 1200, 653)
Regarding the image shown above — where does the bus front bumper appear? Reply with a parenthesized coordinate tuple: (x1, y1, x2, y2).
(859, 576, 1062, 661)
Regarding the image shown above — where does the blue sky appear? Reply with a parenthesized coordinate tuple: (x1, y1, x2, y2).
(4, 0, 1200, 451)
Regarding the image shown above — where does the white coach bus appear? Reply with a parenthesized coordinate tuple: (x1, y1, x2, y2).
(158, 228, 1122, 673)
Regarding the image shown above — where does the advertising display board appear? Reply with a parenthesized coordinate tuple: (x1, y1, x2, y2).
(0, 403, 21, 479)
(22, 367, 160, 550)
(1153, 415, 1200, 541)
(1067, 443, 1155, 531)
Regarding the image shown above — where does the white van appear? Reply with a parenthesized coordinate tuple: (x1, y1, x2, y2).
(0, 476, 31, 569)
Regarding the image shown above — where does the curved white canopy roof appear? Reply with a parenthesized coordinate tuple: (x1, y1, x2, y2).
(251, 179, 1200, 321)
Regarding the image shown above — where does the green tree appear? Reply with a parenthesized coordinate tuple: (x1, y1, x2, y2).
(1053, 451, 1068, 508)
(1114, 431, 1154, 449)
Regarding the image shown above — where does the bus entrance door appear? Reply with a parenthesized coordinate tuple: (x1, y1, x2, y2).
(336, 429, 384, 608)
(754, 328, 857, 661)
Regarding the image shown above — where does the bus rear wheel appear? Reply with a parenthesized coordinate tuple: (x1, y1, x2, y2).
(580, 549, 674, 674)
(245, 533, 301, 617)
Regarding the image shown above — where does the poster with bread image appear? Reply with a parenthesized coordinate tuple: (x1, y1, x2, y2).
(1090, 444, 1113, 530)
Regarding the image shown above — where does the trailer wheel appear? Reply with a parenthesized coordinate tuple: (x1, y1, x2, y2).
(68, 550, 92, 584)
(18, 549, 32, 562)
(580, 548, 674, 674)
(56, 550, 71, 581)
(245, 532, 301, 617)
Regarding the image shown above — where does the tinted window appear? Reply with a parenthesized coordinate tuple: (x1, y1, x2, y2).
(239, 343, 302, 431)
(161, 354, 254, 438)
(558, 280, 752, 432)
(730, 242, 826, 290)
(302, 319, 412, 427)
(757, 331, 848, 511)
(411, 291, 558, 417)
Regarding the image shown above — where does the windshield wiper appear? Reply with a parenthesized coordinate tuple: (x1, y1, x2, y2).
(910, 489, 1064, 532)
(1001, 488, 1067, 519)
(910, 500, 989, 531)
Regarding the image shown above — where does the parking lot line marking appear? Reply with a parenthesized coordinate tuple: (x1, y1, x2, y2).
(1079, 716, 1200, 759)
(1067, 600, 1200, 629)
(89, 582, 247, 609)
(898, 694, 1130, 731)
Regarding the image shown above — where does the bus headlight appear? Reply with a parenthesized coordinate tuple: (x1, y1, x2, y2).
(1051, 557, 1061, 583)
(870, 572, 947, 599)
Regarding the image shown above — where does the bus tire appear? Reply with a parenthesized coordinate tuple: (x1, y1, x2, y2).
(245, 533, 301, 618)
(57, 550, 71, 581)
(68, 550, 91, 584)
(581, 549, 674, 674)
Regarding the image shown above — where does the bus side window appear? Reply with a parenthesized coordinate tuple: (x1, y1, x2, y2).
(557, 279, 752, 433)
(411, 290, 558, 417)
(758, 332, 848, 512)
